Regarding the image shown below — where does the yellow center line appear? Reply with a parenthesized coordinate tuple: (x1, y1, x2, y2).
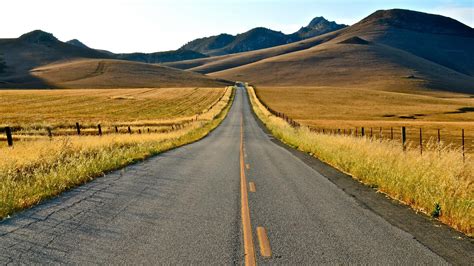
(257, 227, 272, 258)
(249, 182, 256, 193)
(240, 116, 256, 265)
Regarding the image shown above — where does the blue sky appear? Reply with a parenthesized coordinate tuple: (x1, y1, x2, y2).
(1, 0, 472, 53)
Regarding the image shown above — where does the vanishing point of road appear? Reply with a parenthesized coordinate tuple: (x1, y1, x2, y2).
(0, 87, 471, 264)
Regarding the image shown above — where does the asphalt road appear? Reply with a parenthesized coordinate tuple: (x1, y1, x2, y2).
(0, 87, 469, 264)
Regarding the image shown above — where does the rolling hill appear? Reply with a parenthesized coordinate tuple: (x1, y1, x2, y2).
(27, 59, 229, 88)
(0, 30, 111, 77)
(180, 17, 346, 56)
(203, 9, 474, 93)
(0, 30, 228, 88)
(164, 30, 343, 73)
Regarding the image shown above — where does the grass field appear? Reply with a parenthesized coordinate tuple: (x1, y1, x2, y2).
(0, 87, 233, 219)
(255, 86, 474, 154)
(0, 87, 226, 145)
(248, 86, 473, 237)
(0, 87, 224, 125)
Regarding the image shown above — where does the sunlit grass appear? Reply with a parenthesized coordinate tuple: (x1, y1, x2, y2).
(248, 86, 473, 236)
(256, 86, 474, 154)
(0, 87, 234, 219)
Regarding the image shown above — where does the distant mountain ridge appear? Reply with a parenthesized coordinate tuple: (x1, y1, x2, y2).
(64, 38, 209, 64)
(114, 50, 208, 64)
(289, 16, 348, 40)
(204, 8, 474, 93)
(181, 17, 347, 56)
(66, 39, 89, 49)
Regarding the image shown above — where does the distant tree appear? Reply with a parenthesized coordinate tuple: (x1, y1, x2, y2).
(0, 54, 6, 73)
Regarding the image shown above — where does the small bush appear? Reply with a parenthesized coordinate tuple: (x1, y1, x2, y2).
(431, 202, 441, 218)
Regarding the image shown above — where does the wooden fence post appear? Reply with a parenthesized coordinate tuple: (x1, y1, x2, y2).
(419, 128, 423, 155)
(138, 129, 142, 134)
(462, 129, 465, 163)
(379, 127, 383, 142)
(5, 127, 13, 147)
(76, 122, 81, 135)
(402, 127, 407, 151)
(361, 127, 365, 137)
(147, 128, 150, 133)
(437, 129, 441, 145)
(98, 124, 102, 136)
(128, 126, 132, 134)
(47, 127, 52, 139)
(370, 128, 373, 138)
(115, 126, 119, 133)
(391, 127, 393, 140)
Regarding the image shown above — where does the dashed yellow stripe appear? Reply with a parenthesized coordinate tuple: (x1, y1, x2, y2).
(241, 116, 256, 265)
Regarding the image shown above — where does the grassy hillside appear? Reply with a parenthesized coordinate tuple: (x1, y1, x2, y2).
(13, 59, 229, 89)
(171, 9, 474, 94)
(0, 30, 228, 89)
(0, 30, 111, 77)
(211, 38, 474, 93)
(165, 30, 342, 73)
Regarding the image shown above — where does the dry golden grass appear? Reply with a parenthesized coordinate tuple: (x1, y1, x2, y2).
(248, 86, 473, 236)
(0, 87, 223, 125)
(0, 87, 226, 145)
(0, 87, 233, 218)
(256, 86, 474, 154)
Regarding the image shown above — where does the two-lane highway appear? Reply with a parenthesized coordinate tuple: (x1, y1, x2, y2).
(0, 87, 458, 264)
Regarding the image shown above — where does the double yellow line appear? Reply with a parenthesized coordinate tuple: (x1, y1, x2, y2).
(240, 116, 256, 265)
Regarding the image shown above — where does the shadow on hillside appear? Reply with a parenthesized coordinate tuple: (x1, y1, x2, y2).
(0, 72, 59, 89)
(444, 107, 474, 114)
